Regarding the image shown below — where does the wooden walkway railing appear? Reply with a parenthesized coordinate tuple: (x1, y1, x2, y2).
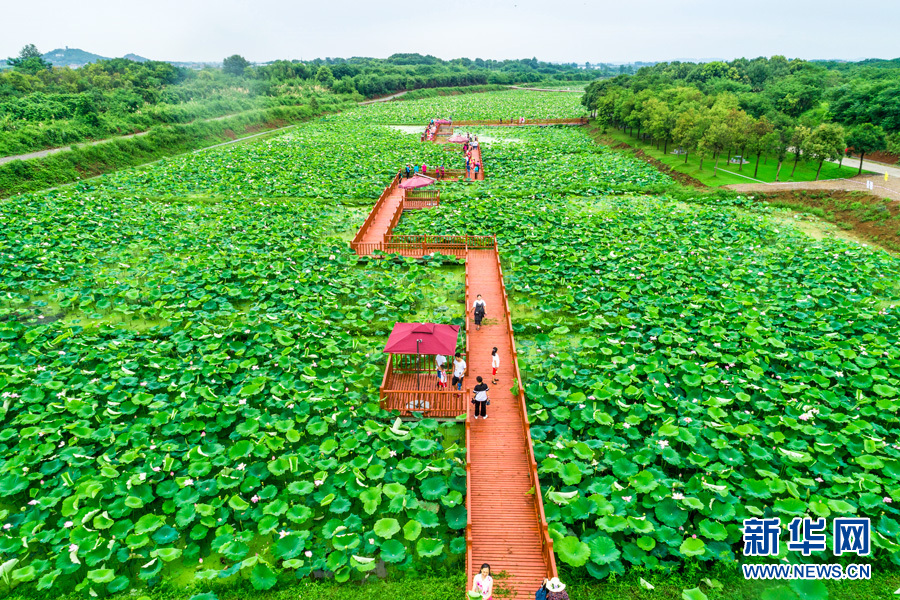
(494, 249, 559, 579)
(379, 353, 468, 417)
(452, 117, 588, 126)
(403, 188, 440, 209)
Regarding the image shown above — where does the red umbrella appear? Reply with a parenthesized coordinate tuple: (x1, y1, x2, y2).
(383, 323, 460, 355)
(399, 176, 435, 189)
(448, 134, 467, 143)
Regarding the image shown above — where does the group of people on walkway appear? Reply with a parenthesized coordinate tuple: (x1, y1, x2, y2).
(464, 135, 482, 178)
(432, 294, 498, 418)
(433, 348, 497, 419)
(399, 163, 446, 181)
(471, 564, 569, 600)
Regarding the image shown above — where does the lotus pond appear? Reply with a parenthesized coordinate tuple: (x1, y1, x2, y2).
(395, 182, 900, 583)
(3, 89, 900, 598)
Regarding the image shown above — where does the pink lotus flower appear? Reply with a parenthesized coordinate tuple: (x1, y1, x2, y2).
(251, 495, 260, 503)
(63, 521, 73, 528)
(622, 496, 633, 502)
(152, 466, 161, 472)
(304, 550, 313, 558)
(69, 543, 78, 552)
(886, 497, 893, 504)
(27, 500, 37, 505)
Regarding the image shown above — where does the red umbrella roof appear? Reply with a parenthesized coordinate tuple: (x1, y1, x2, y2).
(399, 176, 435, 189)
(383, 323, 460, 355)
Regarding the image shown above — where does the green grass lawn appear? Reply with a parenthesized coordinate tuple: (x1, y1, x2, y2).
(599, 128, 867, 187)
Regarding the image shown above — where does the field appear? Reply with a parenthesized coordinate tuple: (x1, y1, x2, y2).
(2, 90, 900, 599)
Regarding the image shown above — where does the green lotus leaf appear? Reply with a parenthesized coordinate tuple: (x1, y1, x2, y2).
(379, 539, 407, 563)
(556, 535, 591, 567)
(250, 563, 277, 591)
(374, 518, 401, 538)
(679, 538, 706, 557)
(416, 537, 444, 557)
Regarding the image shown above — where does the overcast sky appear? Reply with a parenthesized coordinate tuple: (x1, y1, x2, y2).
(5, 0, 899, 64)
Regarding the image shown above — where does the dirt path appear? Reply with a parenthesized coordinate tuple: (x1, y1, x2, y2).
(0, 108, 287, 166)
(0, 130, 152, 166)
(827, 155, 900, 179)
(357, 91, 409, 105)
(508, 85, 584, 93)
(725, 173, 900, 201)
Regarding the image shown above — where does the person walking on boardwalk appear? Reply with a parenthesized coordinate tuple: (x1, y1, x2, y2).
(472, 294, 486, 330)
(472, 563, 493, 598)
(452, 352, 466, 392)
(405, 164, 411, 179)
(474, 162, 480, 179)
(543, 577, 568, 600)
(491, 347, 499, 384)
(422, 163, 428, 176)
(473, 376, 489, 419)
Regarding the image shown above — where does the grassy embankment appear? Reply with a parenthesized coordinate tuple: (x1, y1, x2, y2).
(0, 96, 353, 198)
(598, 127, 864, 187)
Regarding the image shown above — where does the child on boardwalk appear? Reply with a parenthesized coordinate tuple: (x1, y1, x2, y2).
(436, 365, 447, 389)
(491, 347, 499, 384)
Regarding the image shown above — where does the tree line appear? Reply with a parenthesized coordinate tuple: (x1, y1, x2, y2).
(582, 57, 898, 177)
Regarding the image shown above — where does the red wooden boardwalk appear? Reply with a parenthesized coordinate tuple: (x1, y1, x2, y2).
(351, 119, 570, 596)
(465, 249, 553, 596)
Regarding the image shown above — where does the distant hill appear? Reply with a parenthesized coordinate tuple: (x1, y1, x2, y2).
(40, 47, 153, 67)
(42, 47, 109, 67)
(123, 53, 151, 63)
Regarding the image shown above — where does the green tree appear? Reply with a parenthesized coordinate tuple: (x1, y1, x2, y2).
(7, 44, 52, 74)
(223, 54, 250, 76)
(672, 107, 704, 165)
(771, 126, 792, 182)
(646, 99, 676, 153)
(315, 65, 335, 88)
(789, 125, 810, 179)
(726, 109, 754, 171)
(700, 106, 733, 176)
(846, 123, 887, 175)
(805, 123, 845, 180)
(748, 116, 775, 178)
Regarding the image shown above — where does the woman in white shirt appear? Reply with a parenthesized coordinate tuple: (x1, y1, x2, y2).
(491, 347, 500, 384)
(472, 563, 493, 599)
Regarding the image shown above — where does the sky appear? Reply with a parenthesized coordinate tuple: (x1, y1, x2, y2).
(5, 0, 900, 64)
